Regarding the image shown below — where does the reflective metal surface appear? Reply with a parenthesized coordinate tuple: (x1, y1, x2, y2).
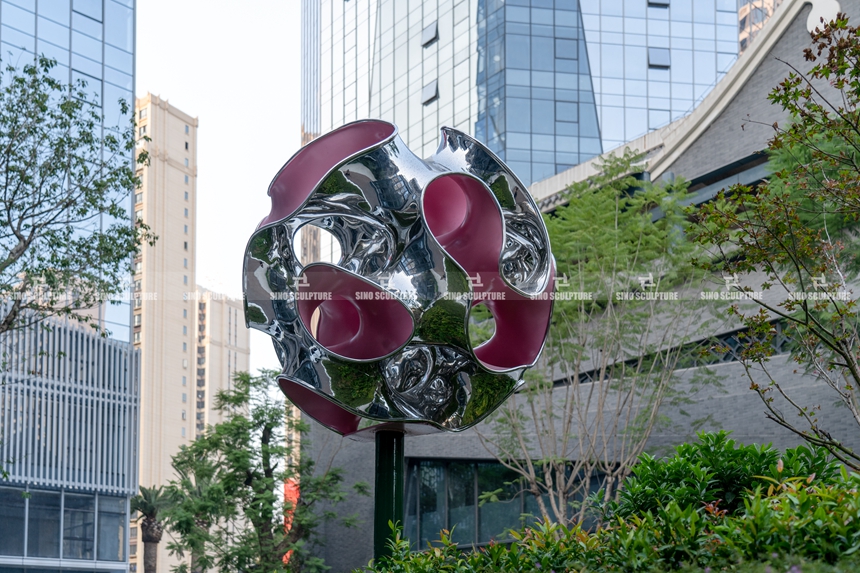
(243, 119, 554, 438)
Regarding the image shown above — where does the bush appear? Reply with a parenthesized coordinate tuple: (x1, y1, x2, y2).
(612, 431, 842, 518)
(361, 435, 858, 573)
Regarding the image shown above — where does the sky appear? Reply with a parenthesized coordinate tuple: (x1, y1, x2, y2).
(136, 0, 302, 372)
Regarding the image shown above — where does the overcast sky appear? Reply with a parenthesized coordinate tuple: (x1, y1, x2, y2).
(136, 0, 302, 372)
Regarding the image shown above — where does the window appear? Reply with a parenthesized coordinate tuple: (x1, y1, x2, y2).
(421, 80, 439, 105)
(648, 47, 671, 68)
(130, 544, 137, 556)
(134, 261, 142, 273)
(184, 208, 189, 217)
(183, 358, 188, 368)
(26, 490, 61, 558)
(185, 141, 189, 150)
(182, 375, 187, 386)
(421, 21, 438, 46)
(134, 332, 141, 343)
(185, 124, 189, 134)
(182, 342, 187, 352)
(184, 275, 188, 285)
(135, 210, 142, 220)
(184, 158, 189, 167)
(182, 393, 187, 403)
(138, 125, 146, 136)
(133, 314, 141, 326)
(134, 298, 142, 308)
(0, 487, 25, 556)
(182, 410, 187, 420)
(184, 174, 189, 184)
(97, 496, 126, 561)
(648, 0, 669, 5)
(184, 225, 188, 234)
(139, 108, 147, 119)
(130, 527, 137, 538)
(64, 493, 95, 560)
(134, 192, 142, 204)
(181, 427, 186, 437)
(134, 280, 141, 291)
(184, 191, 189, 200)
(183, 309, 188, 318)
(184, 241, 188, 251)
(183, 325, 187, 335)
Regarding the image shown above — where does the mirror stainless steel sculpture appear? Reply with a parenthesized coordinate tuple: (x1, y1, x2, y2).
(243, 120, 554, 438)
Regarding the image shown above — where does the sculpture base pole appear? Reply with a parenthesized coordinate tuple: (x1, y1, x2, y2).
(374, 430, 404, 561)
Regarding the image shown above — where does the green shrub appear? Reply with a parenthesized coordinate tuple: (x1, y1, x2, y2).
(613, 431, 841, 518)
(361, 435, 857, 573)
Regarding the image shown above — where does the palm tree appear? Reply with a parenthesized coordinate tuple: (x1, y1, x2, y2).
(131, 485, 172, 573)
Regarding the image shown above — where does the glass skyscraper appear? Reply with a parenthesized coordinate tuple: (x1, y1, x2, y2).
(0, 0, 136, 341)
(302, 0, 745, 186)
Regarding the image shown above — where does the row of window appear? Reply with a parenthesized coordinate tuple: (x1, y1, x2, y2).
(0, 487, 126, 562)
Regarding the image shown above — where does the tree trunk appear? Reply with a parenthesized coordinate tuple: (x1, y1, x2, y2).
(143, 541, 158, 573)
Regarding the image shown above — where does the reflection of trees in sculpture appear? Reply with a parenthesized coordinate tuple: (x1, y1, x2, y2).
(243, 121, 554, 436)
(479, 151, 716, 525)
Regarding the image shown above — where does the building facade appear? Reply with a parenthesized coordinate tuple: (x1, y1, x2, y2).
(0, 0, 137, 341)
(130, 95, 252, 572)
(131, 94, 197, 573)
(300, 1, 851, 571)
(0, 319, 139, 573)
(302, 0, 748, 186)
(194, 288, 250, 435)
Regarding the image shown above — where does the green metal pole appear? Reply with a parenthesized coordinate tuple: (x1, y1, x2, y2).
(374, 429, 404, 561)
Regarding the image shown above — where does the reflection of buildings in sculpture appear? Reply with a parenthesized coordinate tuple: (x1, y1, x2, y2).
(739, 0, 784, 52)
(0, 318, 138, 572)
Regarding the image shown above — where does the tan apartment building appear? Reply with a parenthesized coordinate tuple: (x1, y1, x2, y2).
(131, 93, 199, 572)
(130, 94, 250, 571)
(195, 287, 250, 434)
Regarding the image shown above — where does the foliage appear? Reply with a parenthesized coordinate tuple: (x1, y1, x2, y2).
(361, 466, 860, 573)
(0, 56, 153, 337)
(688, 14, 860, 470)
(609, 431, 842, 519)
(164, 369, 368, 573)
(479, 150, 718, 525)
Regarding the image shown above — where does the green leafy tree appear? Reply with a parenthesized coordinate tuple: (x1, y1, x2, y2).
(131, 486, 173, 573)
(689, 14, 860, 470)
(165, 370, 368, 573)
(478, 150, 718, 525)
(0, 56, 153, 337)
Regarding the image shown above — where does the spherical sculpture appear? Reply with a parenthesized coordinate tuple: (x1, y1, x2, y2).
(243, 120, 554, 438)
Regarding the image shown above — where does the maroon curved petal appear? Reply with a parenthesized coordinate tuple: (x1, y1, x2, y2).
(279, 377, 361, 435)
(423, 173, 553, 371)
(259, 120, 396, 228)
(296, 264, 414, 361)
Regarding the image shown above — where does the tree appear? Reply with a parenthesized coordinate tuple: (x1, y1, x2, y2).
(165, 370, 368, 573)
(131, 486, 173, 573)
(689, 14, 860, 470)
(0, 56, 153, 337)
(478, 150, 718, 525)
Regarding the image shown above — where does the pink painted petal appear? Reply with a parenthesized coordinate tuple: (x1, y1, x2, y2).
(297, 264, 414, 361)
(260, 120, 396, 227)
(279, 377, 361, 435)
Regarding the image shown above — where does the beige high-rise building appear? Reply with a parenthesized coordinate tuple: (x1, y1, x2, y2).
(130, 94, 253, 572)
(131, 93, 199, 572)
(195, 287, 251, 434)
